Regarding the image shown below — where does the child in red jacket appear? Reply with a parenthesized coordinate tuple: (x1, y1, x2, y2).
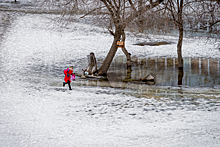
(63, 66, 74, 90)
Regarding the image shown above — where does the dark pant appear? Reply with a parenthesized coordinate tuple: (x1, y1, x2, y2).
(63, 80, 72, 90)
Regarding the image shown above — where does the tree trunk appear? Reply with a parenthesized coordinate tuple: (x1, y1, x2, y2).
(122, 48, 132, 67)
(86, 52, 97, 75)
(98, 27, 122, 76)
(177, 25, 183, 69)
(138, 0, 144, 33)
(121, 29, 131, 67)
(177, 0, 184, 69)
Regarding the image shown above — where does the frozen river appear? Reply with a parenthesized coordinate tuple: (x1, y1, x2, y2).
(0, 12, 220, 146)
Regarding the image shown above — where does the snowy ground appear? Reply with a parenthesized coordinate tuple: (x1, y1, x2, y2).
(0, 14, 220, 147)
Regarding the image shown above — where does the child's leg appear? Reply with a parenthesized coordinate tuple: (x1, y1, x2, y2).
(63, 82, 66, 87)
(67, 80, 72, 90)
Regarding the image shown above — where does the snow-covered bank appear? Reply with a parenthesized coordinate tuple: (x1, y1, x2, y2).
(0, 14, 220, 147)
(1, 87, 220, 147)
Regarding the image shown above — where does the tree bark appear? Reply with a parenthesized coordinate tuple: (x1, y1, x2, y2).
(138, 0, 144, 33)
(122, 48, 132, 67)
(177, 25, 183, 69)
(86, 52, 97, 75)
(121, 29, 132, 67)
(177, 0, 184, 69)
(98, 27, 122, 76)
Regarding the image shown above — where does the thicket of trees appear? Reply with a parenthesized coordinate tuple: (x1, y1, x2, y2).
(38, 0, 219, 76)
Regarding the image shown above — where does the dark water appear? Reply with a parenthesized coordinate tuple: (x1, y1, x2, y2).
(109, 56, 220, 87)
(74, 56, 220, 88)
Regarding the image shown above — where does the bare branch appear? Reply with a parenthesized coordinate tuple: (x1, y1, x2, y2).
(80, 6, 105, 18)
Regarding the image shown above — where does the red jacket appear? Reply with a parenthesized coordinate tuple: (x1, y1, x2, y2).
(63, 68, 73, 82)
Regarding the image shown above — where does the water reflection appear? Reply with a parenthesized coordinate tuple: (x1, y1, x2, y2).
(178, 69, 184, 86)
(106, 57, 220, 87)
(72, 57, 219, 89)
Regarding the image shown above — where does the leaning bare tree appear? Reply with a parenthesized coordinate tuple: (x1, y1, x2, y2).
(97, 0, 165, 76)
(38, 0, 164, 76)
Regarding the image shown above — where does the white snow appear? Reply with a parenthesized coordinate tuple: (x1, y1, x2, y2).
(0, 14, 220, 147)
